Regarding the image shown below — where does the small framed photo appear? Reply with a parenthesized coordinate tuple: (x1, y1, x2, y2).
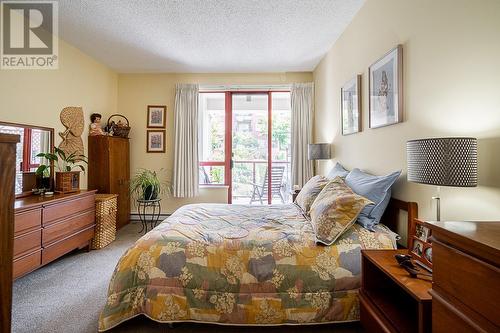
(424, 247, 432, 263)
(369, 45, 403, 129)
(409, 219, 433, 271)
(411, 240, 424, 257)
(147, 130, 165, 153)
(147, 105, 166, 128)
(341, 75, 362, 135)
(415, 223, 430, 242)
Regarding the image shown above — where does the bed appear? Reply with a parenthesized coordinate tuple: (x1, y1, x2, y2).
(98, 200, 417, 331)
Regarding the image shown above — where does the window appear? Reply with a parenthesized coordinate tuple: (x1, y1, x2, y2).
(197, 90, 292, 205)
(198, 93, 226, 184)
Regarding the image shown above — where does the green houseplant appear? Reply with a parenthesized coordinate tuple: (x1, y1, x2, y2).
(130, 169, 171, 201)
(36, 147, 88, 193)
(34, 160, 51, 190)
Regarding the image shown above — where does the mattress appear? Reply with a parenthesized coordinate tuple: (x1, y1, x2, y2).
(99, 203, 396, 331)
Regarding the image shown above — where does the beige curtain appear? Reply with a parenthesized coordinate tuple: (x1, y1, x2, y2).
(172, 84, 200, 197)
(291, 82, 314, 187)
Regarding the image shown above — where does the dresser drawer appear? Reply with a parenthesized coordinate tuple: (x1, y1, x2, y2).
(42, 210, 95, 246)
(14, 229, 41, 258)
(14, 208, 42, 235)
(433, 240, 500, 326)
(13, 250, 41, 279)
(42, 226, 94, 265)
(42, 194, 95, 225)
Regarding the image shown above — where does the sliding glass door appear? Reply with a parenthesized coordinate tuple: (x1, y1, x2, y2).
(199, 91, 291, 204)
(231, 93, 269, 204)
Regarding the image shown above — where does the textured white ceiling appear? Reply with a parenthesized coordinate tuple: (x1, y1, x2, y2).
(57, 0, 364, 73)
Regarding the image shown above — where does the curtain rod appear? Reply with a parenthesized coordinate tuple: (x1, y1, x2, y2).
(199, 84, 292, 91)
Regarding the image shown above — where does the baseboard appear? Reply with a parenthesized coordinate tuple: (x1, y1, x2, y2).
(129, 213, 171, 222)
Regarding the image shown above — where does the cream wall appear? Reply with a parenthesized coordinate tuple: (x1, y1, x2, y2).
(313, 0, 500, 222)
(118, 72, 312, 214)
(0, 38, 118, 188)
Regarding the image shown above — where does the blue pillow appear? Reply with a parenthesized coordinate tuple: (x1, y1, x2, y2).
(345, 168, 401, 230)
(326, 162, 349, 179)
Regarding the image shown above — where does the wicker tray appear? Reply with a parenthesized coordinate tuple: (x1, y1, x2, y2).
(91, 194, 118, 250)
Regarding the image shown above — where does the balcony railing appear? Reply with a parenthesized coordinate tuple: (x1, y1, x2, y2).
(232, 160, 291, 204)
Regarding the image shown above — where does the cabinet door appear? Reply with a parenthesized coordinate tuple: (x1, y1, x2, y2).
(88, 136, 110, 192)
(109, 138, 130, 228)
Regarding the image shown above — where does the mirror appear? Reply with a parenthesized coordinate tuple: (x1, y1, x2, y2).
(0, 121, 54, 196)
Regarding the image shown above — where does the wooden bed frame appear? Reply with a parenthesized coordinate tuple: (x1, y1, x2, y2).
(382, 198, 418, 248)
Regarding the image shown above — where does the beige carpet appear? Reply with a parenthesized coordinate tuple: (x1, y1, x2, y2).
(12, 223, 364, 333)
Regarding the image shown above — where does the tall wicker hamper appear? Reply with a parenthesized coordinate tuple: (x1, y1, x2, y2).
(91, 194, 118, 250)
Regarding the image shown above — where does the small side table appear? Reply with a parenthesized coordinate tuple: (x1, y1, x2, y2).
(360, 249, 432, 333)
(137, 199, 161, 234)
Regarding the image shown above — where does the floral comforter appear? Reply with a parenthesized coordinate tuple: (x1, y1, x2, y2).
(99, 203, 396, 331)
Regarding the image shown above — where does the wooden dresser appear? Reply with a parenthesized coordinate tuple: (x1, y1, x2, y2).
(425, 221, 500, 333)
(13, 190, 96, 279)
(0, 134, 20, 333)
(88, 136, 130, 229)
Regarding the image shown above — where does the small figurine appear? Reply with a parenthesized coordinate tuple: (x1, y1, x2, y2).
(89, 113, 106, 136)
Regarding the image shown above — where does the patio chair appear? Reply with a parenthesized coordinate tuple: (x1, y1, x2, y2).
(249, 166, 285, 204)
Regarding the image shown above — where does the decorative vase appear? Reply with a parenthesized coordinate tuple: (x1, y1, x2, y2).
(35, 175, 51, 190)
(143, 185, 158, 200)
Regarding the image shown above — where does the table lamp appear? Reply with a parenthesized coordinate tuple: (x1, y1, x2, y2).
(406, 137, 477, 221)
(308, 143, 331, 176)
(308, 143, 331, 160)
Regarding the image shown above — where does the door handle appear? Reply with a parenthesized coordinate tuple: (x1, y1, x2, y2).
(230, 159, 234, 169)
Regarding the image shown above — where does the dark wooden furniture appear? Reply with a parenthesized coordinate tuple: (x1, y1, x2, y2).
(425, 221, 500, 333)
(13, 190, 96, 279)
(360, 249, 432, 333)
(88, 136, 130, 229)
(0, 134, 20, 333)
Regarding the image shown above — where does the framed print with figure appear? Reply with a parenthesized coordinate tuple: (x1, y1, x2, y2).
(147, 105, 166, 128)
(147, 130, 165, 153)
(341, 75, 362, 135)
(369, 45, 403, 128)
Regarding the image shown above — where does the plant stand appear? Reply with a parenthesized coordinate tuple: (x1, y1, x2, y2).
(136, 199, 162, 234)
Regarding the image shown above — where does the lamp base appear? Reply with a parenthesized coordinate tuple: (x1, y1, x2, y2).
(432, 186, 441, 221)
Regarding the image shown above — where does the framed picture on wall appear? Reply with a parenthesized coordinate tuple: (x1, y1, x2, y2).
(369, 45, 403, 128)
(409, 218, 432, 271)
(147, 130, 165, 153)
(147, 105, 166, 128)
(341, 75, 362, 135)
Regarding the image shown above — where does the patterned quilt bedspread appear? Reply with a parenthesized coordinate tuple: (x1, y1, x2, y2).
(99, 203, 397, 331)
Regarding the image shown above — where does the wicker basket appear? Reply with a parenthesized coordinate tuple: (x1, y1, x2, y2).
(107, 114, 131, 138)
(91, 194, 118, 250)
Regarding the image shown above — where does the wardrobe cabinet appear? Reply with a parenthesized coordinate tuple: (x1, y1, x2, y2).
(88, 136, 130, 229)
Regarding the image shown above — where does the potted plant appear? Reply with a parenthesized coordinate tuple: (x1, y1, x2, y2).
(36, 147, 88, 193)
(130, 169, 171, 201)
(34, 163, 51, 191)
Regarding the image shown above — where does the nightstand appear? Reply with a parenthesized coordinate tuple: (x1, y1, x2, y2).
(359, 249, 432, 333)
